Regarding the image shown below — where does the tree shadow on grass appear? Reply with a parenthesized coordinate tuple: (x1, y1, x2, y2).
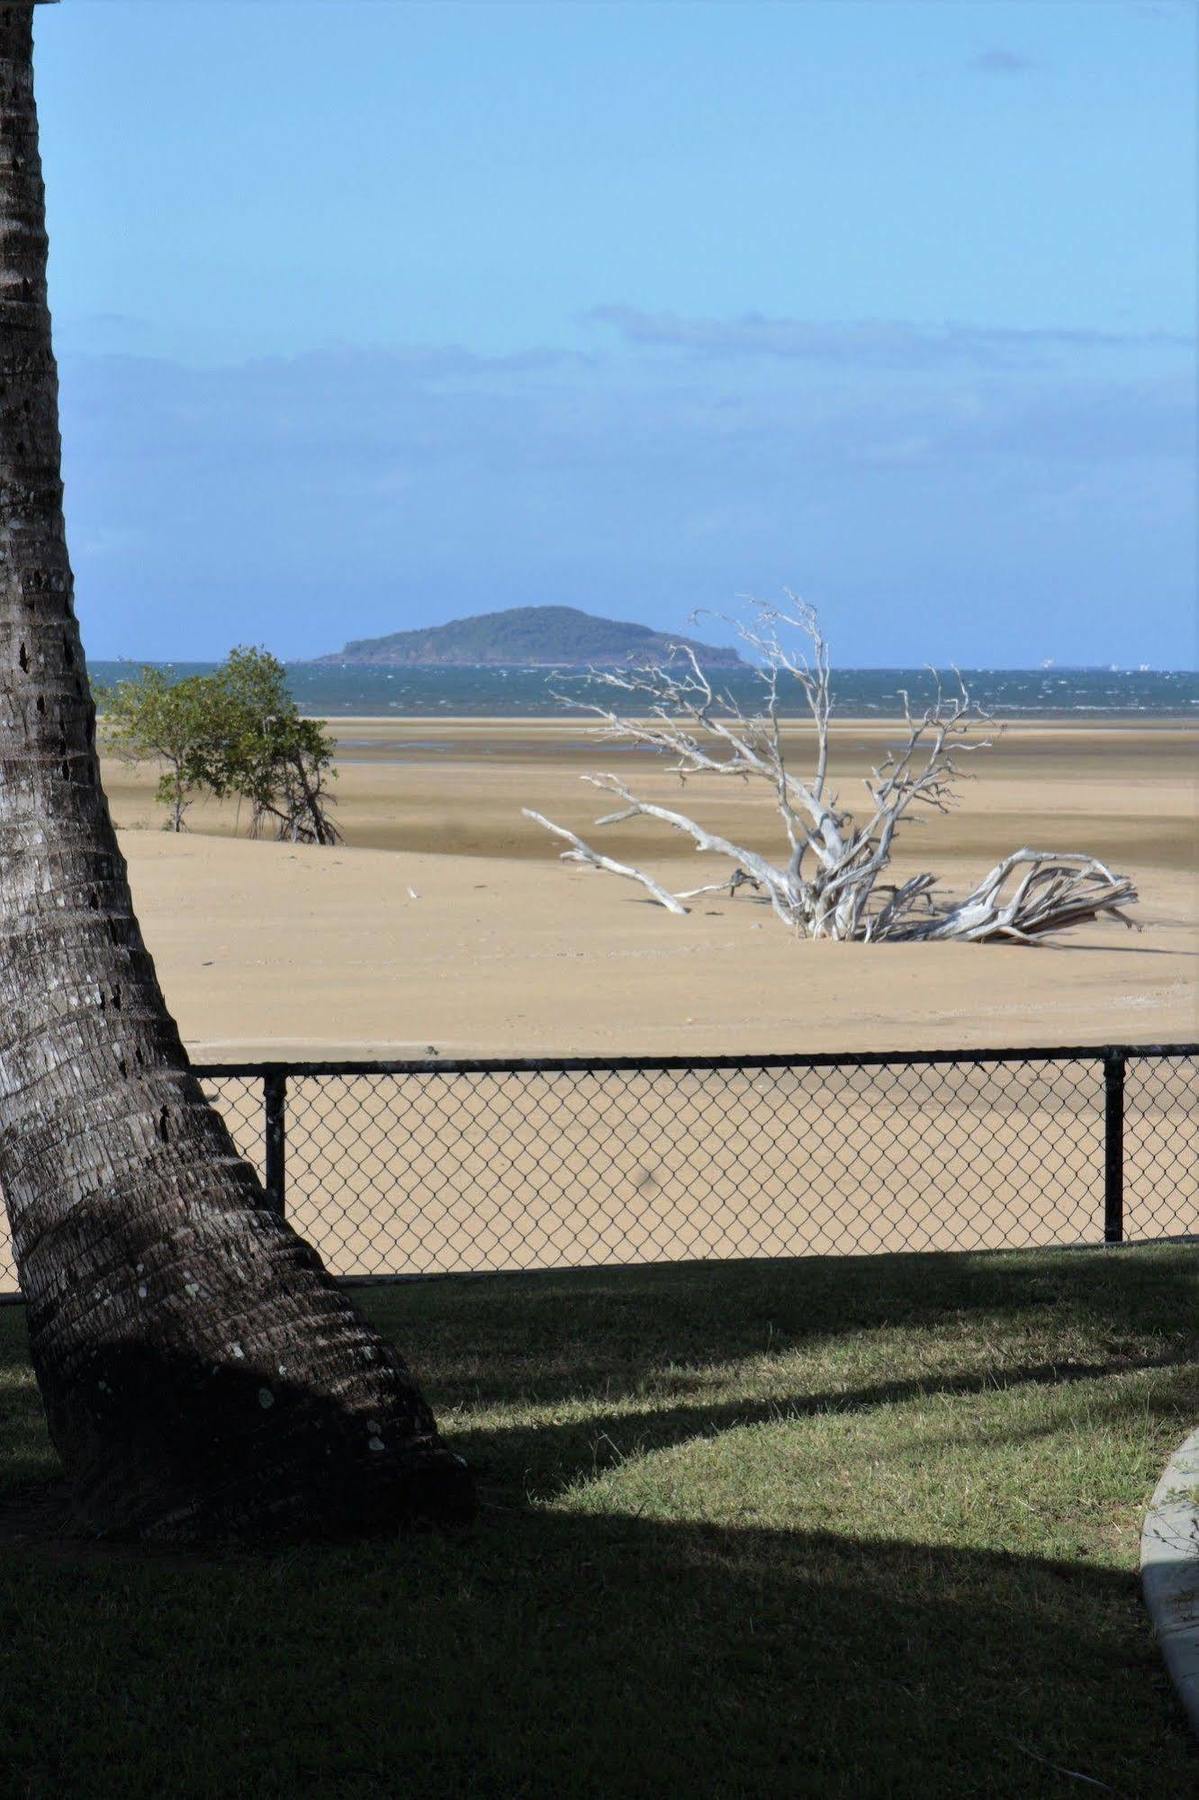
(449, 1351, 1199, 1508)
(0, 1248, 1196, 1796)
(368, 1243, 1199, 1414)
(6, 1243, 1196, 1518)
(0, 1501, 1191, 1799)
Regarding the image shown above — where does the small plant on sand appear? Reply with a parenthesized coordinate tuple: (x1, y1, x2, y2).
(525, 596, 1138, 944)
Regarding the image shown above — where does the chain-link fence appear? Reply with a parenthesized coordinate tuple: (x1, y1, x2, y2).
(0, 1046, 1193, 1293)
(207, 1044, 1196, 1280)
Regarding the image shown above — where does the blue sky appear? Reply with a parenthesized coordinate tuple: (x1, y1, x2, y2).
(34, 0, 1198, 665)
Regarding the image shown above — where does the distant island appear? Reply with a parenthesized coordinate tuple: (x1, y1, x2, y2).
(312, 605, 746, 670)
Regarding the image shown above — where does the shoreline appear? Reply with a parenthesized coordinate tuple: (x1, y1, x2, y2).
(313, 713, 1198, 729)
(93, 698, 1197, 729)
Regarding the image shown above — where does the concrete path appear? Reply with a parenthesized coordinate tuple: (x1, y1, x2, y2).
(1142, 1427, 1199, 1735)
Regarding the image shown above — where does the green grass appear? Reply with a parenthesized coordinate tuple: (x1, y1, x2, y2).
(1, 1245, 1197, 1798)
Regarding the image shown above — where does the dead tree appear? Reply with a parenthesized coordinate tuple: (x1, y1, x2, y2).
(524, 596, 1138, 944)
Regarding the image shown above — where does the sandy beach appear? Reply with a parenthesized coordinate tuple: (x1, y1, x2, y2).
(100, 717, 1196, 1061)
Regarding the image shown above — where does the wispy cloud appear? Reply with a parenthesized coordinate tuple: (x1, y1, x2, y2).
(968, 48, 1037, 75)
(56, 337, 1196, 664)
(588, 306, 1193, 370)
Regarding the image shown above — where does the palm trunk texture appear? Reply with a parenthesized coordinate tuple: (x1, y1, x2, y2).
(0, 5, 473, 1539)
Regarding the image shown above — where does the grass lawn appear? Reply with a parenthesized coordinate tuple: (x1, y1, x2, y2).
(0, 1244, 1196, 1798)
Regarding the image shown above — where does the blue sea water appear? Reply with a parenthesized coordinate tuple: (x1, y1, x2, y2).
(90, 661, 1198, 720)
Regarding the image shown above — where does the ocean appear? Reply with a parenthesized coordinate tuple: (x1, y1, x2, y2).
(89, 661, 1198, 720)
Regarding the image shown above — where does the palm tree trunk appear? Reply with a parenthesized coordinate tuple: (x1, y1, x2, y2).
(0, 4, 472, 1540)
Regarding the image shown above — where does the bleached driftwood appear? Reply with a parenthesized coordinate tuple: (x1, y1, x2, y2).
(522, 809, 689, 914)
(525, 596, 1138, 945)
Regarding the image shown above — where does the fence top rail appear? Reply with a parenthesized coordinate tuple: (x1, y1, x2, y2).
(192, 1043, 1199, 1081)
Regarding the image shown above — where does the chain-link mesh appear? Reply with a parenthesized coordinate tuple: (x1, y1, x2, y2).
(280, 1058, 1117, 1277)
(198, 1075, 269, 1184)
(0, 1049, 1193, 1294)
(1125, 1053, 1199, 1242)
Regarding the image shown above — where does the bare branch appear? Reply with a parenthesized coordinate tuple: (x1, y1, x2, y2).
(523, 598, 1138, 948)
(881, 850, 1140, 943)
(522, 810, 690, 914)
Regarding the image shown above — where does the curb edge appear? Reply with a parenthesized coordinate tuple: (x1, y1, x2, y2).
(1142, 1426, 1199, 1736)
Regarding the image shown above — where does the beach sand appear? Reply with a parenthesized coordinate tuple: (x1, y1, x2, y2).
(101, 718, 1196, 1061)
(5, 718, 1184, 1288)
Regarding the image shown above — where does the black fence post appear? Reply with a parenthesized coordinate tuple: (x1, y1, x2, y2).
(264, 1072, 287, 1218)
(1103, 1050, 1126, 1244)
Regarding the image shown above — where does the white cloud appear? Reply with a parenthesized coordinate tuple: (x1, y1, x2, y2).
(588, 306, 1193, 369)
